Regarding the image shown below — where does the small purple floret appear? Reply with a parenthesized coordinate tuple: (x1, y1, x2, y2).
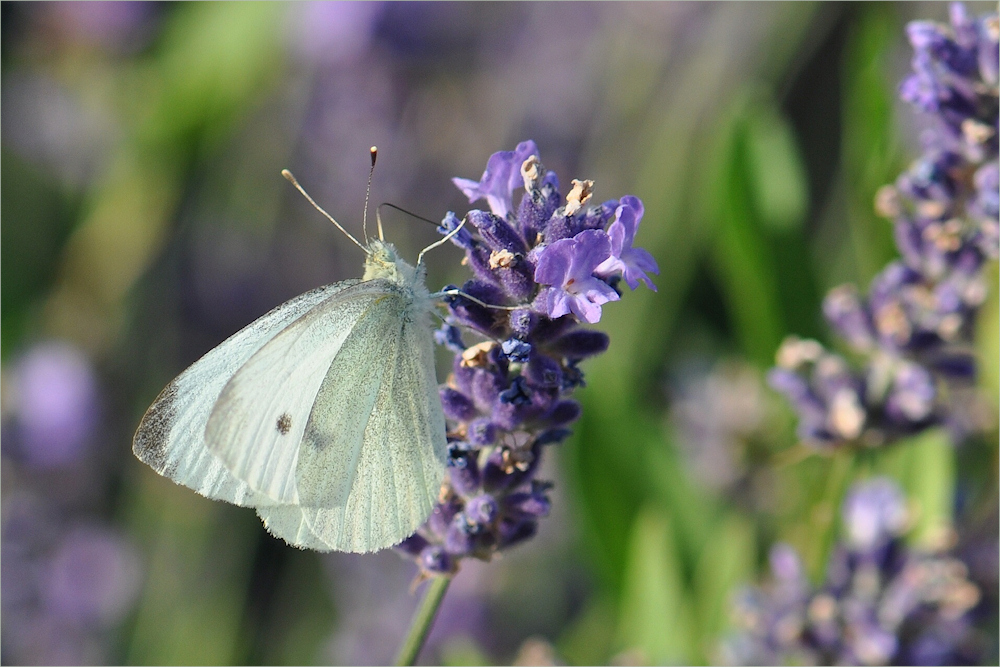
(534, 229, 619, 323)
(595, 196, 660, 291)
(452, 140, 539, 219)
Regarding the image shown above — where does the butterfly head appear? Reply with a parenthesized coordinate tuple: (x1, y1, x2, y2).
(363, 239, 425, 288)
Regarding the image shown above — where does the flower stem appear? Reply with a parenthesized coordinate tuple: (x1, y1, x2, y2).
(394, 575, 452, 666)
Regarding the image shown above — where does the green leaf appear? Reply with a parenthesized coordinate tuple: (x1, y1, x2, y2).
(616, 506, 694, 665)
(691, 514, 756, 653)
(977, 264, 999, 407)
(709, 103, 787, 366)
(557, 598, 617, 666)
(745, 105, 808, 232)
(897, 428, 956, 549)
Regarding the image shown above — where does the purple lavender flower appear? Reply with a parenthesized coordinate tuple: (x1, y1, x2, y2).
(41, 525, 143, 628)
(773, 3, 998, 451)
(453, 140, 540, 220)
(595, 196, 660, 291)
(722, 479, 984, 666)
(534, 229, 620, 323)
(8, 342, 100, 468)
(397, 141, 655, 575)
(288, 2, 385, 65)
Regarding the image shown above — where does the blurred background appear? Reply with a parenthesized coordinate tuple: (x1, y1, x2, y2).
(1, 2, 996, 665)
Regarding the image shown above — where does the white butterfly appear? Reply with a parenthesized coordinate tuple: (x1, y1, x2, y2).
(134, 160, 465, 553)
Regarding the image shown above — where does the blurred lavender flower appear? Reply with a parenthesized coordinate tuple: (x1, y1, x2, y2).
(287, 1, 385, 65)
(396, 141, 657, 575)
(668, 361, 784, 509)
(41, 525, 143, 629)
(722, 478, 985, 666)
(6, 342, 100, 468)
(770, 3, 998, 450)
(2, 495, 143, 665)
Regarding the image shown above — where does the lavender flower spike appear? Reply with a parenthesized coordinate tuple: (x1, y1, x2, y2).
(534, 229, 620, 323)
(398, 141, 651, 579)
(452, 140, 540, 219)
(596, 195, 660, 291)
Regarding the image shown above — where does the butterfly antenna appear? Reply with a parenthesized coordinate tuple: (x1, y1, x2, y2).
(364, 146, 381, 242)
(281, 169, 368, 254)
(417, 216, 467, 266)
(377, 202, 441, 228)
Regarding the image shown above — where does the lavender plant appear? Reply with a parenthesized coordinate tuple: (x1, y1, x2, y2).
(721, 478, 985, 666)
(391, 140, 657, 660)
(769, 3, 999, 449)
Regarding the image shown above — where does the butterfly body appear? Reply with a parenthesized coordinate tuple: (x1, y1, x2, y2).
(134, 240, 449, 553)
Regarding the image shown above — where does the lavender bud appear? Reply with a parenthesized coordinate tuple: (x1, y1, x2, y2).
(448, 447, 481, 496)
(467, 418, 497, 446)
(440, 388, 476, 422)
(524, 353, 562, 388)
(548, 330, 610, 359)
(468, 210, 528, 255)
(396, 533, 430, 557)
(547, 400, 581, 427)
(420, 546, 455, 574)
(500, 338, 532, 363)
(465, 495, 499, 524)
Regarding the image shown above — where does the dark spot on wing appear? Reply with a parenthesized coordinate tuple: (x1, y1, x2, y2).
(277, 413, 292, 435)
(133, 382, 179, 473)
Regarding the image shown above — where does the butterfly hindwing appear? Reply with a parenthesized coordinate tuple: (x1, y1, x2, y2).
(132, 282, 357, 506)
(256, 505, 334, 551)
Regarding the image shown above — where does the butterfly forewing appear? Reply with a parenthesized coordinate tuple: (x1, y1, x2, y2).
(205, 281, 397, 504)
(132, 282, 357, 506)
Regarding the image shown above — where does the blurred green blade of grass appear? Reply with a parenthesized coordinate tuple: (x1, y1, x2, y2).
(838, 3, 903, 288)
(900, 428, 956, 549)
(744, 103, 809, 233)
(978, 265, 999, 406)
(691, 513, 756, 660)
(615, 506, 695, 665)
(710, 100, 788, 367)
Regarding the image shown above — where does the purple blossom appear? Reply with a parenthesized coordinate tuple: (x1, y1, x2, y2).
(397, 141, 651, 576)
(534, 229, 619, 324)
(9, 343, 100, 468)
(41, 525, 143, 627)
(722, 479, 985, 666)
(452, 140, 540, 219)
(595, 196, 660, 291)
(772, 3, 998, 452)
(840, 478, 908, 551)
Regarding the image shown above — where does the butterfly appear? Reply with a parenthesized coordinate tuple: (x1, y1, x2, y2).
(133, 151, 466, 553)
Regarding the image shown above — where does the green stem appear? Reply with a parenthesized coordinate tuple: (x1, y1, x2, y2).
(394, 575, 452, 666)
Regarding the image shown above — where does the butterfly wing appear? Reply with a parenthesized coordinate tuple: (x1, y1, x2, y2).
(255, 505, 333, 551)
(204, 280, 402, 504)
(133, 282, 358, 505)
(289, 297, 449, 552)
